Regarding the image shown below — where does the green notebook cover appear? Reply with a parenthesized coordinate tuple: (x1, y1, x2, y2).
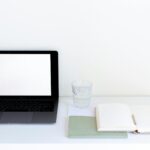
(68, 116, 128, 138)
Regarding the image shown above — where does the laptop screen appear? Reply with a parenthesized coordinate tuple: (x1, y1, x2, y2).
(0, 54, 51, 96)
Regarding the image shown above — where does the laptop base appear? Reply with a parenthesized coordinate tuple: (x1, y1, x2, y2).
(0, 112, 57, 124)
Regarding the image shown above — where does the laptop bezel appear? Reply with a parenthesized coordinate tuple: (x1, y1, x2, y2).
(0, 50, 58, 104)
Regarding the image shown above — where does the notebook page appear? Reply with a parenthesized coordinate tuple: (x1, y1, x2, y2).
(96, 103, 136, 131)
(132, 105, 150, 133)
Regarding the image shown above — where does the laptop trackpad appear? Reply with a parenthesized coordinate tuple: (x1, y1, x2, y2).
(0, 112, 33, 123)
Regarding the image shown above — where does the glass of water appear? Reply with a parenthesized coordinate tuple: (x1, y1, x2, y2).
(72, 80, 92, 108)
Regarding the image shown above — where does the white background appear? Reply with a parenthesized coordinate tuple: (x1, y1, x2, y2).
(0, 54, 51, 95)
(0, 0, 150, 96)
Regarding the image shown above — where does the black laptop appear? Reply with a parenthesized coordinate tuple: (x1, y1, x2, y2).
(0, 51, 59, 123)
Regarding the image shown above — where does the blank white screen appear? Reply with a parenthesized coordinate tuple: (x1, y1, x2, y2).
(0, 54, 51, 95)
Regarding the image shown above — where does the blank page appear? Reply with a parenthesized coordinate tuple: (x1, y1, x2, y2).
(132, 105, 150, 133)
(96, 103, 136, 132)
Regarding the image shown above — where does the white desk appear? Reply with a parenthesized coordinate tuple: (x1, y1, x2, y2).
(1, 96, 150, 143)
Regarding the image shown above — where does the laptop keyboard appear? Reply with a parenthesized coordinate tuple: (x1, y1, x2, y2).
(0, 101, 55, 111)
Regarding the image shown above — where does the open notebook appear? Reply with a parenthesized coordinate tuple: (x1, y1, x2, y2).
(96, 103, 150, 133)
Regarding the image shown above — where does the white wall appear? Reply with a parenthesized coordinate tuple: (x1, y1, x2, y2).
(0, 0, 150, 96)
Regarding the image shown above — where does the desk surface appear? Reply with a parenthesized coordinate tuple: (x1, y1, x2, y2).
(1, 96, 150, 143)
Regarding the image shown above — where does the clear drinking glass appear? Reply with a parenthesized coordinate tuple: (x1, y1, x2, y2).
(72, 80, 92, 108)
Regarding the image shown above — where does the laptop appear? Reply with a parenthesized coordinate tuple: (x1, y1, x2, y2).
(0, 51, 59, 123)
